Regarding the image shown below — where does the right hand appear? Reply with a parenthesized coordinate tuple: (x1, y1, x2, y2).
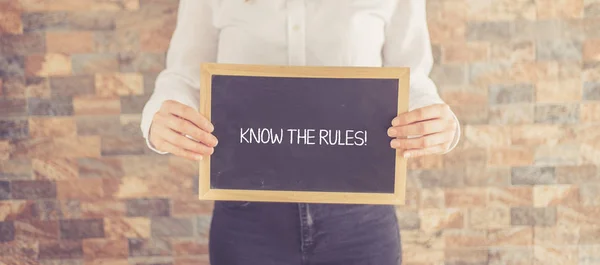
(149, 100, 218, 161)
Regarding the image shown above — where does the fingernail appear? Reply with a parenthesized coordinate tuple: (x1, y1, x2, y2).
(387, 128, 396, 137)
(403, 152, 411, 158)
(390, 140, 398, 148)
(392, 118, 400, 126)
(196, 155, 203, 161)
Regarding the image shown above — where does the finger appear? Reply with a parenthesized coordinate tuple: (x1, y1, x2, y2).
(152, 137, 204, 161)
(162, 100, 214, 133)
(157, 113, 218, 147)
(388, 118, 452, 138)
(402, 143, 449, 158)
(156, 125, 215, 156)
(390, 130, 455, 150)
(392, 104, 450, 126)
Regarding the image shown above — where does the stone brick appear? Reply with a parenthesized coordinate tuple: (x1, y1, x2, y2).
(120, 95, 151, 115)
(556, 164, 599, 184)
(49, 75, 95, 97)
(469, 207, 511, 229)
(488, 187, 534, 207)
(46, 31, 94, 54)
(466, 21, 511, 42)
(511, 207, 557, 226)
(488, 247, 533, 265)
(409, 169, 465, 189)
(57, 178, 104, 200)
(128, 238, 171, 257)
(80, 200, 126, 219)
(535, 104, 580, 124)
(1, 76, 26, 98)
(126, 198, 169, 217)
(536, 78, 582, 103)
(419, 209, 464, 231)
(0, 119, 29, 140)
(33, 200, 81, 220)
(489, 84, 534, 105)
(78, 157, 123, 178)
(39, 240, 83, 259)
(489, 104, 534, 124)
(395, 210, 420, 230)
(466, 166, 510, 187)
(172, 238, 209, 256)
(489, 147, 535, 166)
(534, 246, 579, 265)
(442, 42, 489, 63)
(95, 73, 143, 96)
(449, 104, 489, 124)
(0, 221, 15, 242)
(487, 227, 533, 246)
(76, 115, 122, 136)
(26, 77, 51, 98)
(444, 229, 487, 248)
(118, 52, 165, 73)
(28, 97, 73, 116)
(463, 125, 511, 148)
(512, 20, 565, 41)
(197, 215, 211, 237)
(445, 188, 487, 208)
(10, 137, 101, 159)
(581, 184, 600, 205)
(32, 158, 78, 181)
(0, 159, 32, 180)
(29, 117, 76, 138)
(580, 245, 600, 265)
(72, 54, 119, 75)
(0, 98, 27, 117)
(11, 180, 56, 200)
(95, 30, 139, 53)
(59, 219, 105, 240)
(0, 181, 9, 200)
(14, 219, 59, 243)
(511, 124, 573, 146)
(0, 33, 46, 56)
(444, 248, 488, 265)
(0, 55, 25, 77)
(73, 96, 121, 115)
(104, 217, 150, 240)
(584, 61, 600, 81)
(419, 188, 445, 209)
(584, 82, 600, 100)
(120, 114, 143, 137)
(580, 225, 600, 244)
(584, 39, 600, 60)
(431, 65, 467, 86)
(511, 166, 555, 185)
(140, 22, 175, 52)
(581, 102, 600, 122)
(0, 0, 23, 34)
(537, 39, 583, 61)
(534, 185, 580, 207)
(151, 217, 194, 237)
(586, 0, 600, 17)
(0, 200, 36, 221)
(82, 238, 128, 261)
(101, 135, 145, 156)
(22, 12, 116, 32)
(537, 0, 584, 19)
(25, 54, 72, 77)
(510, 62, 560, 83)
(172, 200, 213, 217)
(490, 40, 535, 62)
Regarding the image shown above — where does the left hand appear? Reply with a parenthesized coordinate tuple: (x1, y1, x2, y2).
(387, 104, 458, 158)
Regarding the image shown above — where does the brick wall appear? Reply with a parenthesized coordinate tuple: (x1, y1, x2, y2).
(0, 0, 599, 264)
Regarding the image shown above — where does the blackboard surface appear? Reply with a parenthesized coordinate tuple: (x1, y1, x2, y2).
(210, 75, 399, 194)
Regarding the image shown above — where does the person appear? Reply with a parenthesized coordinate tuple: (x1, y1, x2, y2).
(140, 0, 460, 264)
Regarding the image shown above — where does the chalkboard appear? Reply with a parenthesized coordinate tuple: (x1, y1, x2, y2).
(198, 63, 409, 205)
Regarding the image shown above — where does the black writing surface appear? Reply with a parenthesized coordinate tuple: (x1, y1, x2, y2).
(209, 75, 399, 194)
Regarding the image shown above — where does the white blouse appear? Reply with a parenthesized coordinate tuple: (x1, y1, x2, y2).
(141, 0, 460, 154)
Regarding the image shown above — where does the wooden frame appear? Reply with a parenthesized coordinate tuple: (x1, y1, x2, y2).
(198, 63, 410, 205)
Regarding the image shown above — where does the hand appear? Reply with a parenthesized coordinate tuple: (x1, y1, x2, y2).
(387, 104, 457, 158)
(149, 100, 218, 161)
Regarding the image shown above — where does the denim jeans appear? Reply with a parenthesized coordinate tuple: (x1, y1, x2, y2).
(209, 201, 402, 265)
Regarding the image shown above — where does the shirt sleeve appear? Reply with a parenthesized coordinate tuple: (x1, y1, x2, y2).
(382, 0, 460, 153)
(140, 0, 220, 154)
